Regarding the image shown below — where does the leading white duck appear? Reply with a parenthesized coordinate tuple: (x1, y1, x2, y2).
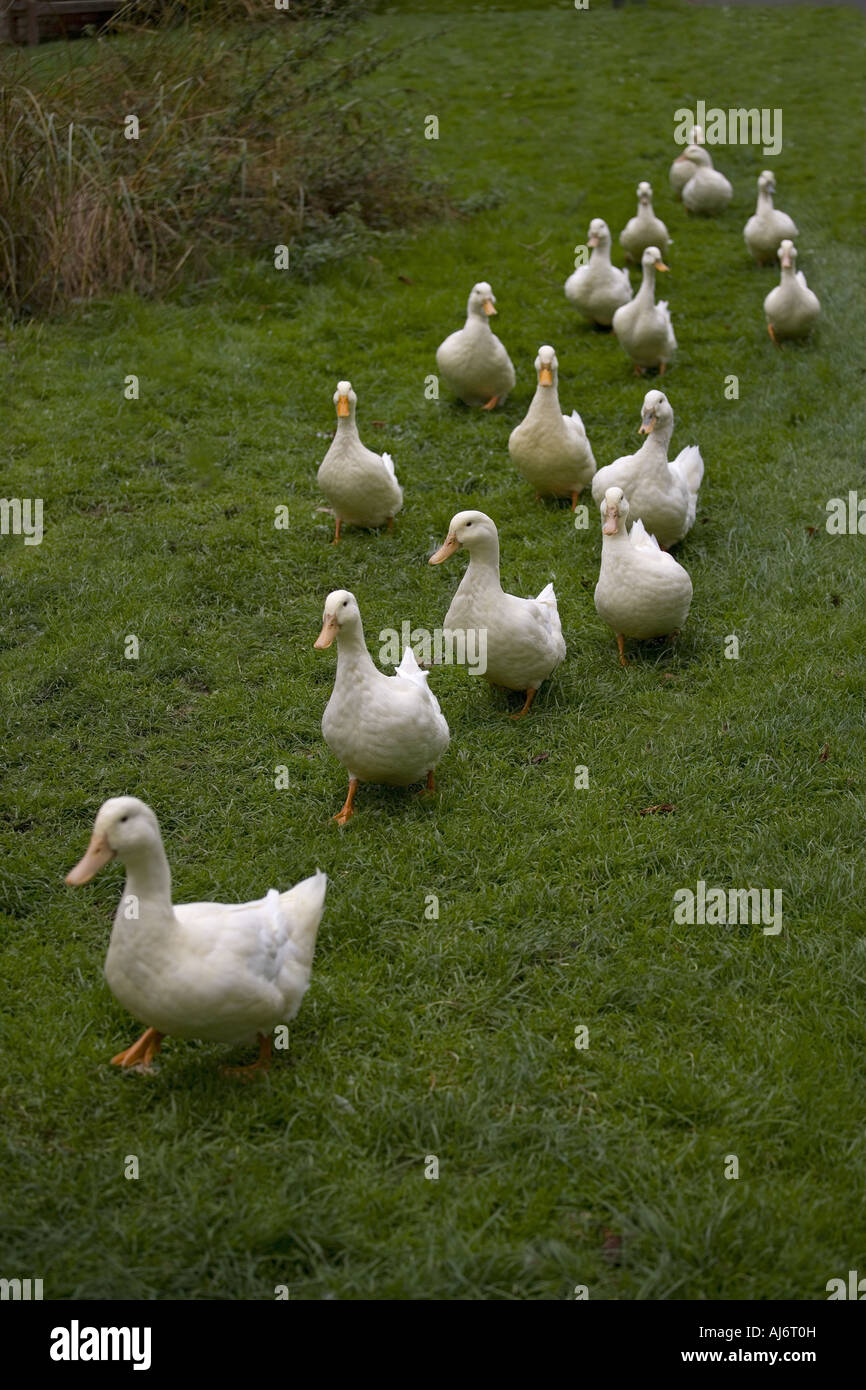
(670, 125, 706, 198)
(611, 246, 676, 374)
(508, 345, 596, 508)
(744, 171, 799, 264)
(435, 281, 515, 409)
(564, 218, 632, 327)
(65, 797, 327, 1075)
(676, 145, 733, 215)
(763, 240, 821, 344)
(594, 487, 693, 666)
(315, 590, 450, 825)
(620, 182, 671, 262)
(592, 391, 703, 550)
(317, 381, 403, 543)
(429, 510, 565, 718)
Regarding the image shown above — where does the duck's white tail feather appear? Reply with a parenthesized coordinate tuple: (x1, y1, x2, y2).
(535, 581, 558, 611)
(628, 518, 660, 550)
(567, 409, 586, 433)
(381, 451, 398, 480)
(672, 444, 704, 494)
(277, 870, 328, 970)
(796, 270, 808, 290)
(395, 645, 430, 689)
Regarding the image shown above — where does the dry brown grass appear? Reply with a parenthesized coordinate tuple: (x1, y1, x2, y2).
(0, 2, 441, 314)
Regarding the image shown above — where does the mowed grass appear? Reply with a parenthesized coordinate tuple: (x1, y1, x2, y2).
(1, 0, 866, 1300)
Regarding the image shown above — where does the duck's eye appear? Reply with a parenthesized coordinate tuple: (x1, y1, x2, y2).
(120, 815, 129, 823)
(342, 600, 349, 607)
(466, 521, 472, 527)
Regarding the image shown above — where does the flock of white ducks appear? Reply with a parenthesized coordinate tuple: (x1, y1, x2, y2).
(67, 127, 824, 1075)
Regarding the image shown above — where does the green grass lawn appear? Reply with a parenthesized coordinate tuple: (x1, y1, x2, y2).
(2, 0, 866, 1300)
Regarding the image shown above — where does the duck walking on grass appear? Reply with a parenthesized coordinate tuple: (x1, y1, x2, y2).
(620, 182, 671, 262)
(65, 798, 327, 1076)
(592, 391, 702, 550)
(670, 124, 705, 198)
(435, 281, 515, 409)
(315, 590, 450, 826)
(612, 247, 676, 375)
(594, 487, 693, 666)
(564, 218, 632, 327)
(508, 345, 596, 509)
(744, 171, 798, 265)
(675, 144, 733, 215)
(317, 380, 403, 543)
(763, 240, 820, 343)
(429, 510, 565, 719)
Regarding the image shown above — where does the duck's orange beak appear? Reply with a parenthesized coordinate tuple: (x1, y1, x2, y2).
(538, 366, 553, 386)
(483, 299, 497, 316)
(639, 416, 656, 435)
(336, 395, 350, 418)
(314, 614, 339, 649)
(429, 534, 460, 564)
(603, 509, 619, 536)
(66, 833, 115, 886)
(655, 261, 669, 272)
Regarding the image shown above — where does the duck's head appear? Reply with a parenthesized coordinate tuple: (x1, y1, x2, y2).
(778, 239, 796, 270)
(758, 170, 776, 196)
(66, 796, 162, 885)
(587, 218, 610, 250)
(601, 486, 629, 537)
(429, 509, 497, 564)
(638, 389, 673, 436)
(675, 144, 711, 171)
(641, 245, 668, 273)
(534, 344, 558, 388)
(315, 589, 361, 649)
(468, 282, 497, 319)
(333, 380, 356, 420)
(637, 181, 653, 204)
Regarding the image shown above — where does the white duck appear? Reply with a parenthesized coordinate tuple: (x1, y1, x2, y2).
(316, 381, 403, 543)
(594, 487, 693, 665)
(620, 182, 671, 261)
(592, 391, 703, 550)
(429, 510, 565, 718)
(508, 345, 596, 508)
(315, 590, 450, 825)
(612, 247, 676, 374)
(435, 281, 515, 409)
(65, 797, 327, 1074)
(564, 218, 632, 327)
(744, 171, 799, 264)
(763, 240, 820, 344)
(670, 125, 706, 198)
(676, 145, 733, 215)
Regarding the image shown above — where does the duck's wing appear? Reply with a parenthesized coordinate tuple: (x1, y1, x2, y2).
(628, 518, 661, 551)
(670, 444, 704, 494)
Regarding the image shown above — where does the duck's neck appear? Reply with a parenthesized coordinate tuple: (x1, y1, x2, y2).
(637, 199, 653, 222)
(464, 309, 491, 335)
(123, 842, 173, 915)
(603, 526, 630, 551)
(640, 419, 674, 461)
(335, 411, 360, 444)
(464, 535, 502, 589)
(780, 263, 797, 284)
(591, 238, 612, 267)
(757, 187, 774, 215)
(528, 379, 561, 421)
(334, 620, 378, 688)
(637, 262, 657, 304)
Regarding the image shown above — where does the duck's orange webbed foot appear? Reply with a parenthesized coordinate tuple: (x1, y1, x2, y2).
(112, 1027, 164, 1072)
(222, 1034, 272, 1081)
